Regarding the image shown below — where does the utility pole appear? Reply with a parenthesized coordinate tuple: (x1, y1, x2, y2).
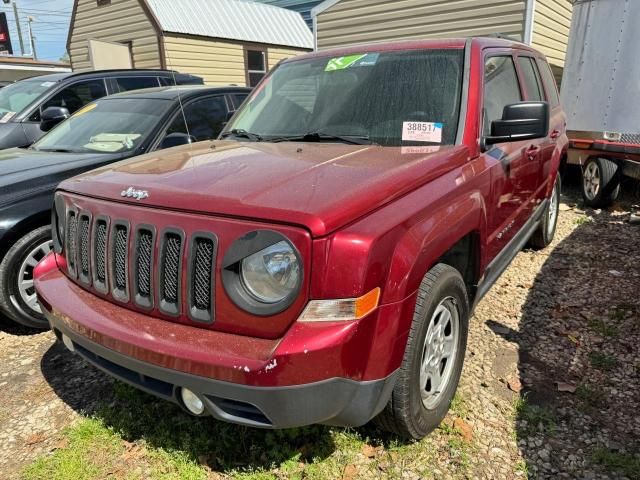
(26, 15, 35, 59)
(12, 1, 24, 56)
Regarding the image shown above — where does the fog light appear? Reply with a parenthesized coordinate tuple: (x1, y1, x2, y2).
(61, 334, 75, 353)
(180, 388, 205, 415)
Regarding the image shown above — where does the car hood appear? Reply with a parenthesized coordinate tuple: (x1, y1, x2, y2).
(0, 147, 126, 206)
(59, 141, 470, 237)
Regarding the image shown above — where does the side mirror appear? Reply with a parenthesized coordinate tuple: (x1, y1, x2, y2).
(160, 132, 196, 149)
(485, 101, 549, 145)
(40, 106, 70, 132)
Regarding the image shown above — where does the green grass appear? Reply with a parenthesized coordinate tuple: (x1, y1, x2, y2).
(588, 351, 618, 371)
(515, 459, 529, 477)
(575, 216, 594, 225)
(587, 318, 618, 338)
(592, 448, 640, 479)
(576, 385, 606, 409)
(514, 397, 556, 436)
(23, 383, 479, 480)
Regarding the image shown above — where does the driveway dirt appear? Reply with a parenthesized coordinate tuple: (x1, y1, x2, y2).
(1, 186, 638, 479)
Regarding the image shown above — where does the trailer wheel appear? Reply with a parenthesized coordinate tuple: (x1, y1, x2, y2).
(581, 157, 620, 208)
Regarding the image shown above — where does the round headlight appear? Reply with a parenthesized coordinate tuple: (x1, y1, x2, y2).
(241, 241, 300, 303)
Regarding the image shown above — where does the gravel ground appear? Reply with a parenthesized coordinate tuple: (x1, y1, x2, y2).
(0, 186, 638, 479)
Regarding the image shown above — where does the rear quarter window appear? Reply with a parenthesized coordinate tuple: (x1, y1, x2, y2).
(536, 59, 560, 108)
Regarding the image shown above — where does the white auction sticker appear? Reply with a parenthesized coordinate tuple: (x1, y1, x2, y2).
(402, 121, 443, 143)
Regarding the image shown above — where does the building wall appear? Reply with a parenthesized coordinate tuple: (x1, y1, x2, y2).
(163, 34, 307, 86)
(315, 0, 527, 50)
(531, 0, 573, 72)
(69, 0, 162, 71)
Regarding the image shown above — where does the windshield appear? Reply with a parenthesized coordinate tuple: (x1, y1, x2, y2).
(226, 49, 464, 146)
(32, 98, 171, 154)
(0, 79, 54, 118)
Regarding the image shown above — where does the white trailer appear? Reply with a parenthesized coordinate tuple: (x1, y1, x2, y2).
(561, 0, 640, 207)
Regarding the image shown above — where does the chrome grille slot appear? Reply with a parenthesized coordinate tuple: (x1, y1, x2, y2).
(66, 211, 78, 277)
(188, 234, 217, 323)
(111, 222, 130, 301)
(133, 226, 155, 309)
(159, 230, 184, 315)
(93, 218, 108, 291)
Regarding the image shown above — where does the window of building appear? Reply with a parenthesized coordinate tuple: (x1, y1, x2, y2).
(517, 57, 544, 101)
(165, 95, 228, 142)
(30, 79, 108, 121)
(483, 56, 522, 136)
(115, 77, 161, 93)
(245, 48, 267, 87)
(537, 59, 560, 108)
(97, 0, 111, 6)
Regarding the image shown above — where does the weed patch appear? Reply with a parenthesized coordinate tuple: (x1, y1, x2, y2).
(592, 448, 640, 479)
(588, 351, 618, 371)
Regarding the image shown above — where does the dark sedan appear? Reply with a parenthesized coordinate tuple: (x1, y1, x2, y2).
(0, 85, 251, 328)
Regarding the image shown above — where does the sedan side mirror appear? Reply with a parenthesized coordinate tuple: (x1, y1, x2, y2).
(485, 101, 549, 145)
(40, 106, 70, 132)
(160, 132, 196, 149)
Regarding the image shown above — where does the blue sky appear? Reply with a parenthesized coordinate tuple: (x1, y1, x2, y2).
(0, 0, 73, 61)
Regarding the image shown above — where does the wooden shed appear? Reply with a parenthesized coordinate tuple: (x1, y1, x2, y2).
(312, 0, 573, 80)
(67, 0, 314, 86)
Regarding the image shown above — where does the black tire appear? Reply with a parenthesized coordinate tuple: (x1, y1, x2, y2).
(581, 157, 620, 208)
(0, 226, 52, 329)
(529, 175, 561, 250)
(374, 264, 469, 440)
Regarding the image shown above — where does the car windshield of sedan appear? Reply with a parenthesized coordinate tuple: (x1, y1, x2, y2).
(225, 48, 464, 146)
(32, 97, 170, 154)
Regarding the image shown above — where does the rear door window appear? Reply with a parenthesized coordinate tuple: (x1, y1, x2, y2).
(230, 93, 249, 109)
(517, 57, 544, 101)
(536, 59, 560, 108)
(165, 95, 229, 142)
(31, 79, 108, 121)
(483, 56, 523, 136)
(115, 77, 161, 92)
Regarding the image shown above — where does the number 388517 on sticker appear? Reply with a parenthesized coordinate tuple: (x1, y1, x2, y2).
(402, 122, 443, 143)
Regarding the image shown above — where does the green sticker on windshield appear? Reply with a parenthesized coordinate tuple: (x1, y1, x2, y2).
(325, 54, 371, 71)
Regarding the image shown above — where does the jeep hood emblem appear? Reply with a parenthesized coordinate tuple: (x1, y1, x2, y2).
(121, 187, 149, 201)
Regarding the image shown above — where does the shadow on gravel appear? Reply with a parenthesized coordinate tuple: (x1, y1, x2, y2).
(492, 199, 640, 479)
(0, 311, 42, 336)
(40, 341, 338, 473)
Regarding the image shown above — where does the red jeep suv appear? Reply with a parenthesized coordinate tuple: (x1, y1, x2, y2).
(34, 38, 567, 439)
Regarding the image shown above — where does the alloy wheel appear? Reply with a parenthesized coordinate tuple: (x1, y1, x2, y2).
(548, 180, 559, 237)
(419, 296, 460, 409)
(14, 240, 53, 314)
(583, 162, 600, 200)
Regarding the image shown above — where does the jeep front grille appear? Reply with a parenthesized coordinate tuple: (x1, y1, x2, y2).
(94, 219, 108, 290)
(66, 211, 78, 277)
(78, 215, 91, 282)
(63, 212, 218, 323)
(112, 223, 129, 300)
(136, 229, 153, 299)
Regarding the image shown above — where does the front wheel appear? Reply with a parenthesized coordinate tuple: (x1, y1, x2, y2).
(0, 226, 53, 329)
(581, 157, 620, 208)
(374, 264, 469, 439)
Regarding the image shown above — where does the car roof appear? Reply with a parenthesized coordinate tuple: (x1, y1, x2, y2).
(283, 37, 537, 64)
(20, 69, 200, 85)
(106, 85, 252, 101)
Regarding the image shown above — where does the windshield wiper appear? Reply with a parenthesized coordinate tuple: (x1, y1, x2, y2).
(220, 129, 263, 142)
(271, 132, 375, 145)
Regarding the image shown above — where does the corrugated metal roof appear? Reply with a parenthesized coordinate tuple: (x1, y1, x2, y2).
(249, 1, 323, 29)
(146, 0, 313, 49)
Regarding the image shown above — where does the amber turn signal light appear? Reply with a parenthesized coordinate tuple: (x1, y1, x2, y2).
(298, 287, 381, 322)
